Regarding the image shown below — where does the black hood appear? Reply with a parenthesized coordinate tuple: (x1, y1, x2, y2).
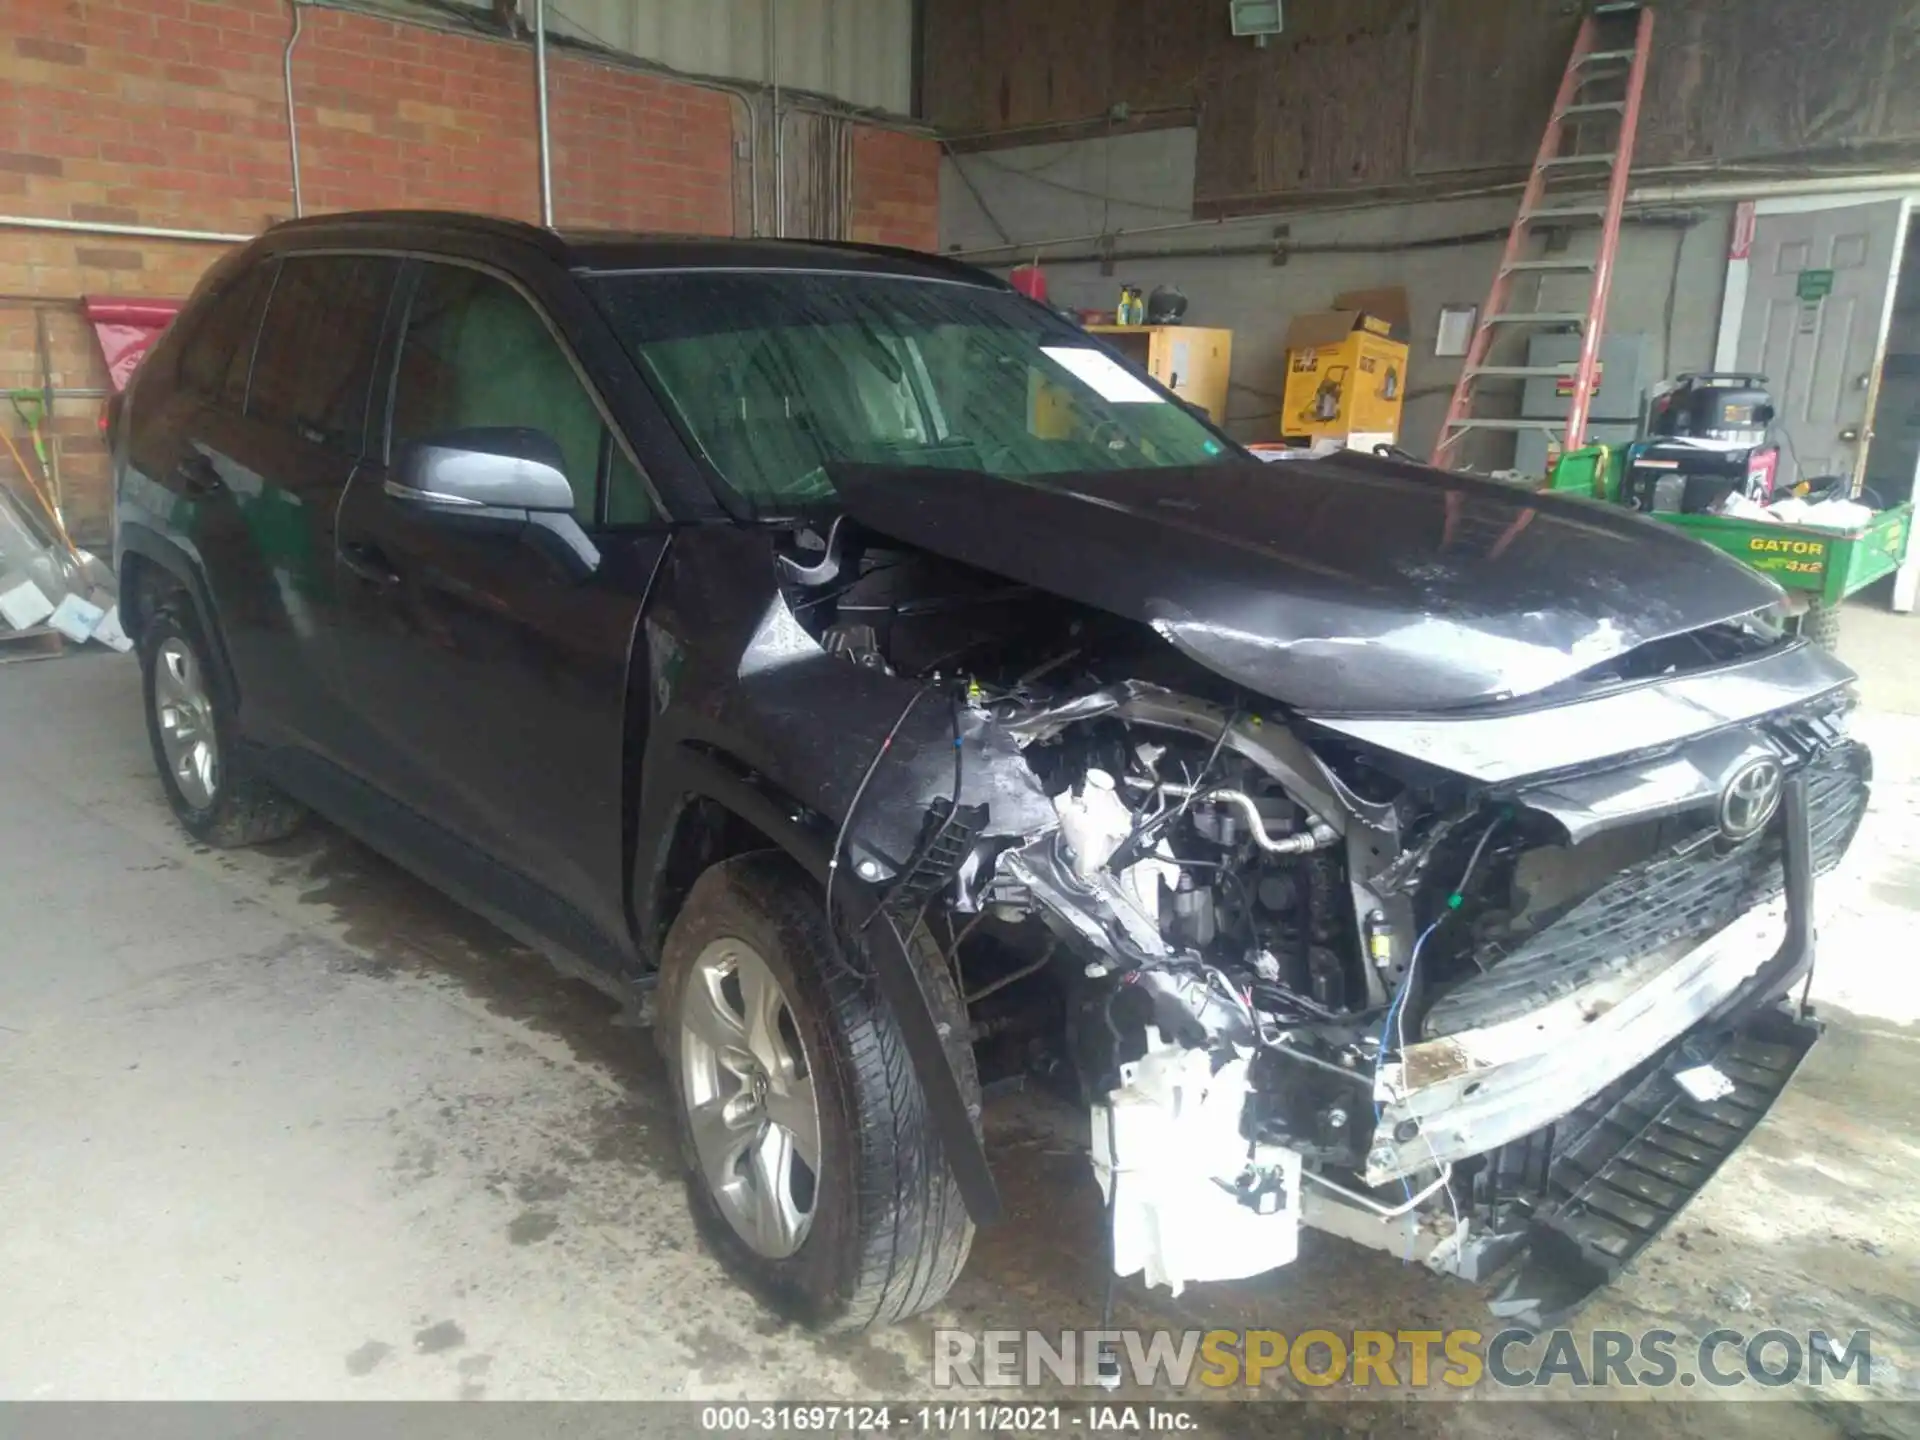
(829, 453, 1783, 715)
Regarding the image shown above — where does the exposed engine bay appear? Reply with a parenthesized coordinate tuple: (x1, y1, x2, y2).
(774, 514, 1869, 1318)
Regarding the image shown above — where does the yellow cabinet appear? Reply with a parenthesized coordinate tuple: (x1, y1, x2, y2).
(1086, 325, 1233, 425)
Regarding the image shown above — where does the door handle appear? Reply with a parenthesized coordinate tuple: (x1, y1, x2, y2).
(340, 540, 401, 587)
(1839, 426, 1862, 443)
(174, 454, 221, 497)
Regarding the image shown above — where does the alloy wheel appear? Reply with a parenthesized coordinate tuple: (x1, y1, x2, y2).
(153, 637, 220, 810)
(679, 937, 822, 1259)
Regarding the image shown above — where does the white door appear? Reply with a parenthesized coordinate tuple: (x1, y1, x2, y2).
(1735, 200, 1907, 490)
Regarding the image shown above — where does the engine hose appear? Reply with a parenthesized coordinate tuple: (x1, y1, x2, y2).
(1121, 777, 1339, 855)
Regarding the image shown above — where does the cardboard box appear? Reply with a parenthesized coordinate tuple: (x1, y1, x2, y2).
(91, 604, 134, 653)
(47, 593, 105, 644)
(1280, 288, 1410, 444)
(0, 575, 54, 631)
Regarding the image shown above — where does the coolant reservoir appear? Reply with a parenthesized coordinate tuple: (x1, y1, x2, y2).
(1054, 769, 1132, 879)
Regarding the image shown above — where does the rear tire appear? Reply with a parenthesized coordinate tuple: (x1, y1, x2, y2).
(656, 852, 976, 1331)
(1798, 601, 1844, 651)
(139, 603, 305, 848)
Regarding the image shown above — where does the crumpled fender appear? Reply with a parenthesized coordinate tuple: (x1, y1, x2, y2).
(639, 527, 1055, 878)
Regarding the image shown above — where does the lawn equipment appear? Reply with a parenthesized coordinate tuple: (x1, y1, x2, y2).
(1299, 364, 1350, 426)
(1619, 372, 1780, 515)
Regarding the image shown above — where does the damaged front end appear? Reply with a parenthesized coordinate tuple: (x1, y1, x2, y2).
(773, 506, 1867, 1324)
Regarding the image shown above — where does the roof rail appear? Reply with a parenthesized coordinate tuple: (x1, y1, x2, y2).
(829, 240, 1010, 288)
(265, 209, 568, 258)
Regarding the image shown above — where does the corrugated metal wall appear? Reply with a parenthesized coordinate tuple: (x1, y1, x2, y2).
(544, 0, 914, 115)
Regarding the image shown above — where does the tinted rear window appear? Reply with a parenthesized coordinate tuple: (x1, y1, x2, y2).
(177, 261, 273, 407)
(247, 254, 399, 452)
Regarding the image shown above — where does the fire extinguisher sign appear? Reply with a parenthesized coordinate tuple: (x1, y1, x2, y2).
(1554, 362, 1604, 398)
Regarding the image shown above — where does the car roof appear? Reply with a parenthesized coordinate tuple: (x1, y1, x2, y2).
(261, 210, 1006, 289)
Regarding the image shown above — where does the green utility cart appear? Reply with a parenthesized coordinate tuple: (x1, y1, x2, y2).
(1548, 443, 1913, 646)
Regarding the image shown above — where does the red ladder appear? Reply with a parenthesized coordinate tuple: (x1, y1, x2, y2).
(1430, 2, 1655, 469)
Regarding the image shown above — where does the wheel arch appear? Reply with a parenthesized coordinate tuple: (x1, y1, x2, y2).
(633, 741, 836, 972)
(631, 737, 1003, 1227)
(117, 522, 239, 705)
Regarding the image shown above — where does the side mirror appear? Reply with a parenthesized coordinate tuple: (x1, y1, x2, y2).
(389, 427, 574, 514)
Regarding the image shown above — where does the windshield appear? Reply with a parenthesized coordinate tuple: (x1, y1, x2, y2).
(584, 271, 1236, 516)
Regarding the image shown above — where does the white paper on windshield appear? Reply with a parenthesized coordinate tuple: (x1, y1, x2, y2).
(1041, 346, 1163, 404)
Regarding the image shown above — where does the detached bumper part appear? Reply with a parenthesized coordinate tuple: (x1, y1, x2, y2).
(859, 902, 1004, 1225)
(1370, 772, 1819, 1186)
(1484, 1005, 1820, 1326)
(1410, 775, 1821, 1323)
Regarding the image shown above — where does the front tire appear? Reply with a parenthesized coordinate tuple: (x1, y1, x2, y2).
(656, 852, 976, 1331)
(139, 604, 305, 847)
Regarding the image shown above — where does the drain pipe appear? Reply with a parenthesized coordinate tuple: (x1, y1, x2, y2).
(741, 89, 760, 236)
(682, 74, 761, 237)
(283, 0, 305, 217)
(712, 84, 759, 238)
(767, 0, 782, 236)
(0, 215, 251, 243)
(684, 80, 760, 237)
(533, 0, 554, 227)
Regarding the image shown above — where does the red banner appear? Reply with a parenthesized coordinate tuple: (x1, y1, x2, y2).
(81, 297, 181, 393)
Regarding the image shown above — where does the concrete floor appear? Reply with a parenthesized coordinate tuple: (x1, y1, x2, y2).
(1, 606, 1918, 1433)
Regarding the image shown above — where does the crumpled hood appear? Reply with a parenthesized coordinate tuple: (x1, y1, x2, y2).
(829, 453, 1783, 715)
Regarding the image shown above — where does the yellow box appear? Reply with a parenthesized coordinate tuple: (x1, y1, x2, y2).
(1085, 324, 1234, 424)
(1280, 299, 1408, 444)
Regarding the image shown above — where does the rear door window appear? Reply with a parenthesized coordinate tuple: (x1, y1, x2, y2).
(388, 262, 649, 525)
(247, 254, 399, 454)
(177, 260, 274, 409)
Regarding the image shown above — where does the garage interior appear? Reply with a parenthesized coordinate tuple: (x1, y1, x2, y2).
(3, 0, 1920, 1425)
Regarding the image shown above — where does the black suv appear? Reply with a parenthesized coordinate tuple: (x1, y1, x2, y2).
(116, 212, 1866, 1332)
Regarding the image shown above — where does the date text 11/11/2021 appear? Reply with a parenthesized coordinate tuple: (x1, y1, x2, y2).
(699, 1405, 1195, 1432)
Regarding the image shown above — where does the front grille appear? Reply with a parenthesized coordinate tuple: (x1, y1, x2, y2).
(1424, 740, 1869, 1037)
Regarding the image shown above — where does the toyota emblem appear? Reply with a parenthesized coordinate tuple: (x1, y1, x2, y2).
(1717, 757, 1784, 841)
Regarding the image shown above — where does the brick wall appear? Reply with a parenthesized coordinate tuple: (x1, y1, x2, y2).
(849, 125, 940, 251)
(0, 0, 937, 541)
